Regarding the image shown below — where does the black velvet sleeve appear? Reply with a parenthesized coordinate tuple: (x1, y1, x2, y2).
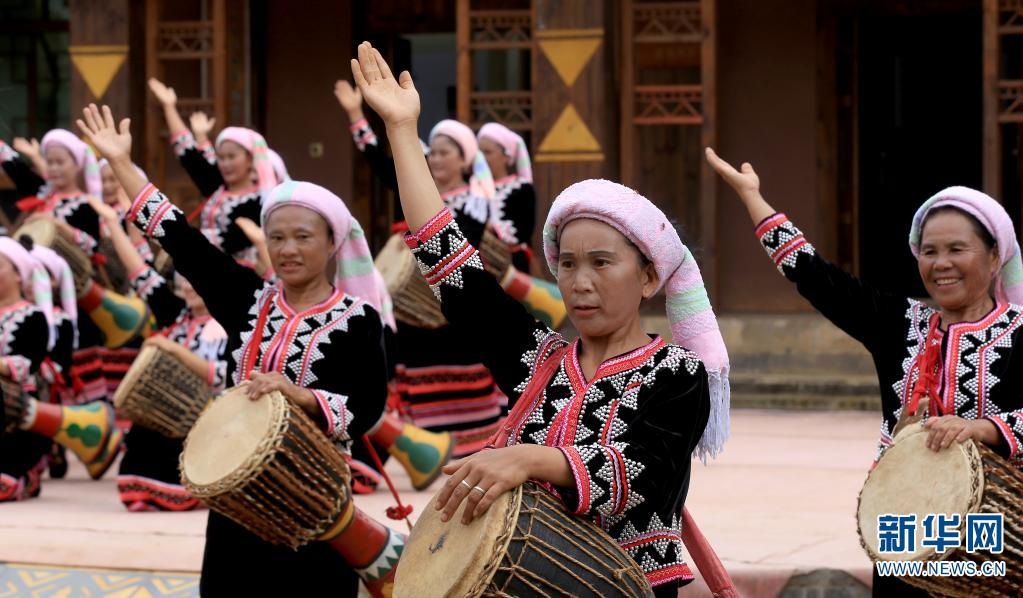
(308, 303, 389, 444)
(129, 265, 187, 329)
(170, 130, 224, 198)
(756, 213, 910, 352)
(405, 208, 563, 407)
(127, 184, 266, 339)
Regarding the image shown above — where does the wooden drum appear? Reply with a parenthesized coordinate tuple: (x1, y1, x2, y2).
(180, 385, 351, 548)
(394, 482, 653, 597)
(16, 219, 94, 295)
(375, 233, 447, 329)
(113, 345, 213, 439)
(478, 227, 512, 279)
(858, 422, 1023, 597)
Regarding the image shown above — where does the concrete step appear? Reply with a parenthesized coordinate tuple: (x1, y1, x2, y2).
(730, 372, 881, 410)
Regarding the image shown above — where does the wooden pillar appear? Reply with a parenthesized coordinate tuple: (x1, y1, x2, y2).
(69, 0, 131, 118)
(456, 0, 472, 124)
(699, 0, 718, 304)
(532, 0, 617, 231)
(982, 0, 1000, 199)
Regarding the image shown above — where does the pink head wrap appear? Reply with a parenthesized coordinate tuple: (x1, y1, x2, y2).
(268, 149, 290, 184)
(543, 179, 730, 460)
(477, 122, 532, 183)
(261, 181, 395, 330)
(429, 120, 496, 200)
(910, 186, 1023, 305)
(216, 127, 277, 192)
(0, 238, 55, 349)
(40, 129, 102, 198)
(28, 244, 77, 328)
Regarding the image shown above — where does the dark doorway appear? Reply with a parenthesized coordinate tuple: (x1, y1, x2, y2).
(856, 10, 982, 297)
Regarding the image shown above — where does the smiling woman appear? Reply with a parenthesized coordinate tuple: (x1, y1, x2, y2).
(76, 103, 400, 595)
(706, 148, 1023, 594)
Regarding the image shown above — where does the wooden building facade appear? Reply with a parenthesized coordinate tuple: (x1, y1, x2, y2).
(12, 0, 1023, 314)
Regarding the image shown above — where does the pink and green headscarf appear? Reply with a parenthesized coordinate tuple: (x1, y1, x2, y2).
(910, 186, 1023, 305)
(477, 122, 532, 183)
(40, 129, 102, 198)
(216, 127, 277, 193)
(542, 179, 730, 460)
(0, 238, 55, 349)
(261, 181, 395, 330)
(429, 120, 496, 200)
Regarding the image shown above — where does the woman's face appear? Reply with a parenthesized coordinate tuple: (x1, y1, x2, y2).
(427, 135, 465, 187)
(174, 274, 206, 313)
(216, 140, 253, 187)
(45, 145, 78, 192)
(556, 219, 658, 340)
(100, 165, 120, 205)
(917, 210, 1000, 315)
(0, 255, 22, 301)
(265, 206, 335, 289)
(479, 137, 507, 179)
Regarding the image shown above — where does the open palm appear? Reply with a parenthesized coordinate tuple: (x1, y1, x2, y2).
(350, 41, 419, 127)
(334, 80, 363, 113)
(705, 148, 760, 197)
(147, 78, 177, 106)
(189, 111, 216, 137)
(76, 104, 132, 160)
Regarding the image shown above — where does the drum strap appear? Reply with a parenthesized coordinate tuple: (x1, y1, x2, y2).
(907, 318, 945, 417)
(240, 292, 276, 379)
(487, 344, 569, 449)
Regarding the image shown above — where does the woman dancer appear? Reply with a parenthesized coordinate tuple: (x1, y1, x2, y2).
(707, 148, 1023, 596)
(79, 103, 400, 595)
(353, 42, 726, 596)
(477, 122, 536, 272)
(148, 78, 274, 261)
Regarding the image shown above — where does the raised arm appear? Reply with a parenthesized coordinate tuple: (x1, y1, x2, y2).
(11, 138, 46, 178)
(351, 42, 442, 230)
(706, 148, 907, 350)
(77, 104, 264, 336)
(148, 79, 223, 196)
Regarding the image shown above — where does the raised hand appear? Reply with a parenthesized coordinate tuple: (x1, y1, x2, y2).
(147, 78, 177, 106)
(705, 147, 775, 225)
(350, 41, 419, 129)
(76, 104, 132, 160)
(705, 148, 760, 200)
(189, 111, 217, 139)
(333, 80, 364, 115)
(12, 137, 40, 160)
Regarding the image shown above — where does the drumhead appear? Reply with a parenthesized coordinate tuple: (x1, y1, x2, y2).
(182, 386, 281, 488)
(16, 219, 57, 246)
(393, 484, 521, 598)
(113, 345, 160, 408)
(858, 422, 983, 562)
(375, 234, 417, 294)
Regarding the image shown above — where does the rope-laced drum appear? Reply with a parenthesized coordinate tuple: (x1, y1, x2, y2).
(375, 233, 447, 329)
(394, 481, 653, 597)
(113, 345, 213, 439)
(180, 385, 351, 547)
(858, 422, 1023, 597)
